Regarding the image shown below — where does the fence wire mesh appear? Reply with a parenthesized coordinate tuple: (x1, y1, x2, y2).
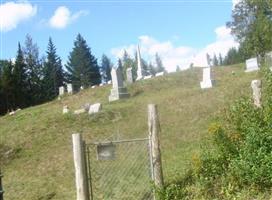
(86, 138, 153, 200)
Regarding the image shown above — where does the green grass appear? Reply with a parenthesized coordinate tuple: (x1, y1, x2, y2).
(0, 64, 258, 200)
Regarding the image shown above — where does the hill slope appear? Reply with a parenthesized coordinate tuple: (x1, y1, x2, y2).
(0, 64, 258, 200)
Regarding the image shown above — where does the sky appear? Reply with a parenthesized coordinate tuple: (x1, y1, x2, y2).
(0, 0, 240, 72)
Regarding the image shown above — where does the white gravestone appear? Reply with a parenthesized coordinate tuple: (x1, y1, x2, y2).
(200, 67, 213, 89)
(109, 67, 130, 102)
(88, 103, 102, 115)
(245, 58, 259, 72)
(63, 105, 69, 114)
(144, 75, 153, 79)
(59, 86, 65, 96)
(136, 45, 144, 80)
(155, 72, 165, 77)
(67, 84, 73, 94)
(126, 68, 134, 84)
(251, 80, 261, 108)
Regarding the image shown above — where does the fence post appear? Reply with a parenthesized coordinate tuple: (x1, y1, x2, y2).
(0, 169, 3, 200)
(148, 104, 164, 190)
(72, 133, 90, 200)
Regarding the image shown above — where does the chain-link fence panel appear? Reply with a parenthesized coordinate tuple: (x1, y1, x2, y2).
(86, 138, 153, 200)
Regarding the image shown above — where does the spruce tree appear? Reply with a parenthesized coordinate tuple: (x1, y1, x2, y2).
(155, 53, 165, 73)
(66, 34, 100, 89)
(44, 37, 64, 100)
(100, 54, 112, 82)
(23, 34, 43, 104)
(212, 54, 219, 66)
(13, 43, 28, 107)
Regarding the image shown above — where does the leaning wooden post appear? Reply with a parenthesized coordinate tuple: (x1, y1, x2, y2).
(0, 169, 3, 200)
(148, 104, 164, 190)
(251, 80, 262, 108)
(72, 134, 90, 200)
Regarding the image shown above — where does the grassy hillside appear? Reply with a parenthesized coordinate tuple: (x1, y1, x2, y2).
(0, 64, 258, 200)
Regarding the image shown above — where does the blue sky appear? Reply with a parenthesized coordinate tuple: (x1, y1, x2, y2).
(0, 0, 239, 71)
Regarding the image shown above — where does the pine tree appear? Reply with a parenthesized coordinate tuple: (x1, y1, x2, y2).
(206, 53, 211, 66)
(219, 53, 223, 66)
(212, 54, 219, 66)
(44, 37, 64, 100)
(66, 34, 101, 90)
(155, 53, 165, 73)
(13, 43, 28, 107)
(23, 34, 43, 104)
(100, 54, 112, 82)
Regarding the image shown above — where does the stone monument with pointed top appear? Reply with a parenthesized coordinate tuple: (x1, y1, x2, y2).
(109, 66, 130, 102)
(136, 45, 144, 80)
(200, 67, 213, 89)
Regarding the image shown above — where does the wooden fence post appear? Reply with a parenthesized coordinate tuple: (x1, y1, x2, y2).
(148, 104, 164, 190)
(72, 133, 90, 200)
(0, 169, 3, 200)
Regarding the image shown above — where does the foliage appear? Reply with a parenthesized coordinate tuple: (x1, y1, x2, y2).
(190, 65, 272, 198)
(66, 34, 101, 90)
(100, 54, 112, 82)
(227, 0, 272, 58)
(43, 37, 64, 101)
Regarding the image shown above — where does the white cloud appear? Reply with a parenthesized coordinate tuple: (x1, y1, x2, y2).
(0, 1, 37, 32)
(49, 6, 88, 29)
(232, 0, 241, 9)
(111, 25, 238, 72)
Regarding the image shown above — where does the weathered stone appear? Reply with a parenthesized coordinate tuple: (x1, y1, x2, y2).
(144, 75, 153, 79)
(126, 68, 134, 84)
(63, 105, 69, 114)
(74, 108, 86, 115)
(91, 85, 96, 89)
(107, 80, 112, 84)
(59, 86, 65, 96)
(88, 103, 102, 115)
(80, 86, 84, 90)
(155, 72, 165, 77)
(251, 80, 261, 108)
(200, 67, 213, 89)
(67, 84, 73, 94)
(245, 57, 259, 72)
(109, 67, 130, 102)
(81, 103, 91, 112)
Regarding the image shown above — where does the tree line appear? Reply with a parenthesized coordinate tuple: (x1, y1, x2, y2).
(0, 33, 165, 115)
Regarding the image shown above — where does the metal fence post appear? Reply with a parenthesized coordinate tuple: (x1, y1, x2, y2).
(148, 104, 164, 191)
(72, 133, 90, 200)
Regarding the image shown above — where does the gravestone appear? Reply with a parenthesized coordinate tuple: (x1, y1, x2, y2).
(200, 67, 213, 89)
(245, 57, 259, 72)
(251, 80, 261, 108)
(144, 75, 152, 79)
(136, 45, 144, 80)
(109, 67, 130, 102)
(67, 84, 73, 94)
(155, 72, 164, 77)
(63, 105, 69, 114)
(59, 86, 65, 96)
(126, 68, 134, 84)
(88, 103, 102, 115)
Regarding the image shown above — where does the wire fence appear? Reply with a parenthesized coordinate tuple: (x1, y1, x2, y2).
(86, 138, 153, 200)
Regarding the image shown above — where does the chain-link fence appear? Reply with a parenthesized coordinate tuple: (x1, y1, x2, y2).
(86, 138, 153, 200)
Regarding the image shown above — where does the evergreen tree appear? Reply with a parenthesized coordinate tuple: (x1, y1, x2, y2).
(155, 53, 165, 73)
(100, 54, 112, 82)
(66, 34, 101, 90)
(1, 61, 15, 111)
(43, 37, 64, 100)
(176, 65, 181, 72)
(23, 34, 43, 105)
(13, 43, 28, 107)
(212, 54, 219, 66)
(122, 50, 135, 80)
(206, 53, 211, 66)
(219, 53, 223, 66)
(147, 62, 156, 76)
